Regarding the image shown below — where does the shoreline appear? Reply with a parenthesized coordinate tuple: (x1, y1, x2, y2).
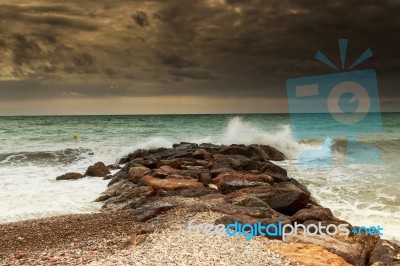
(1, 142, 399, 266)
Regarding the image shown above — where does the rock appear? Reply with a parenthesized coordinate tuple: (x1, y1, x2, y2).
(181, 165, 208, 170)
(141, 175, 204, 191)
(128, 166, 150, 183)
(210, 167, 235, 178)
(219, 180, 270, 195)
(220, 145, 253, 157)
(14, 251, 25, 259)
(107, 164, 121, 170)
(135, 201, 176, 222)
(95, 179, 136, 202)
(157, 187, 220, 198)
(192, 148, 210, 160)
(369, 239, 400, 266)
(284, 234, 366, 266)
(211, 154, 232, 169)
(268, 190, 310, 216)
(226, 182, 310, 215)
(177, 169, 209, 179)
(259, 144, 285, 161)
(259, 161, 287, 176)
(156, 159, 183, 169)
(84, 162, 111, 177)
(159, 165, 178, 174)
(107, 169, 130, 186)
(103, 174, 113, 180)
(56, 172, 83, 180)
(291, 208, 334, 223)
(214, 173, 274, 187)
(198, 172, 213, 186)
(228, 195, 271, 208)
(211, 204, 272, 218)
(131, 158, 158, 168)
(106, 186, 154, 204)
(270, 243, 351, 266)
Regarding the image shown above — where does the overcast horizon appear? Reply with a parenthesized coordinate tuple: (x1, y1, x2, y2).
(1, 0, 400, 115)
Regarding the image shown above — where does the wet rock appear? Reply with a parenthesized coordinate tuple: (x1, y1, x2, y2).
(103, 174, 113, 180)
(369, 239, 400, 266)
(211, 154, 232, 169)
(56, 172, 83, 180)
(106, 186, 154, 204)
(128, 166, 150, 183)
(226, 182, 310, 215)
(131, 158, 158, 169)
(156, 159, 183, 169)
(107, 164, 121, 170)
(107, 169, 129, 186)
(158, 187, 220, 198)
(177, 169, 209, 179)
(210, 167, 235, 178)
(95, 179, 136, 202)
(135, 201, 176, 222)
(268, 190, 310, 216)
(214, 173, 274, 187)
(219, 180, 269, 195)
(259, 161, 287, 176)
(102, 186, 154, 211)
(291, 208, 334, 223)
(141, 175, 204, 191)
(220, 145, 253, 157)
(259, 144, 285, 161)
(84, 162, 111, 177)
(181, 165, 209, 170)
(192, 148, 210, 160)
(158, 165, 178, 174)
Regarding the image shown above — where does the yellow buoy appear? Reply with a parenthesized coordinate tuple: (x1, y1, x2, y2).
(73, 134, 78, 140)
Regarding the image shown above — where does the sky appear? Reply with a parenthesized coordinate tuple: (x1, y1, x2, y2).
(0, 0, 399, 115)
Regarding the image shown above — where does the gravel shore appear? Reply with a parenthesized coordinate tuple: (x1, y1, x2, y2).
(0, 196, 297, 266)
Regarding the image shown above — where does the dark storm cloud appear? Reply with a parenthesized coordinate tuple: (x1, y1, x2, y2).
(0, 0, 399, 107)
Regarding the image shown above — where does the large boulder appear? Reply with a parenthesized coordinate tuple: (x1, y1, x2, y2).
(95, 179, 136, 202)
(141, 175, 204, 191)
(214, 172, 274, 187)
(84, 162, 111, 177)
(284, 235, 367, 266)
(192, 148, 210, 160)
(291, 208, 335, 223)
(219, 180, 270, 195)
(270, 243, 351, 266)
(259, 144, 285, 161)
(56, 172, 83, 180)
(128, 166, 150, 183)
(226, 182, 311, 215)
(369, 239, 400, 266)
(156, 159, 183, 169)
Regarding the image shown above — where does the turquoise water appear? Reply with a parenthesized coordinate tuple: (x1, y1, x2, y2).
(0, 114, 399, 241)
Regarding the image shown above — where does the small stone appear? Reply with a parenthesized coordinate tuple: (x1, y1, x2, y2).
(15, 251, 25, 259)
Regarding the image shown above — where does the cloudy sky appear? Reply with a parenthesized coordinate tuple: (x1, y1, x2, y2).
(0, 0, 399, 115)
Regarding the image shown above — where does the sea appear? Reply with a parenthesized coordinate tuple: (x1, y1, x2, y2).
(0, 114, 399, 242)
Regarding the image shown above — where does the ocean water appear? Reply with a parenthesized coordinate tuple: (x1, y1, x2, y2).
(0, 114, 399, 242)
